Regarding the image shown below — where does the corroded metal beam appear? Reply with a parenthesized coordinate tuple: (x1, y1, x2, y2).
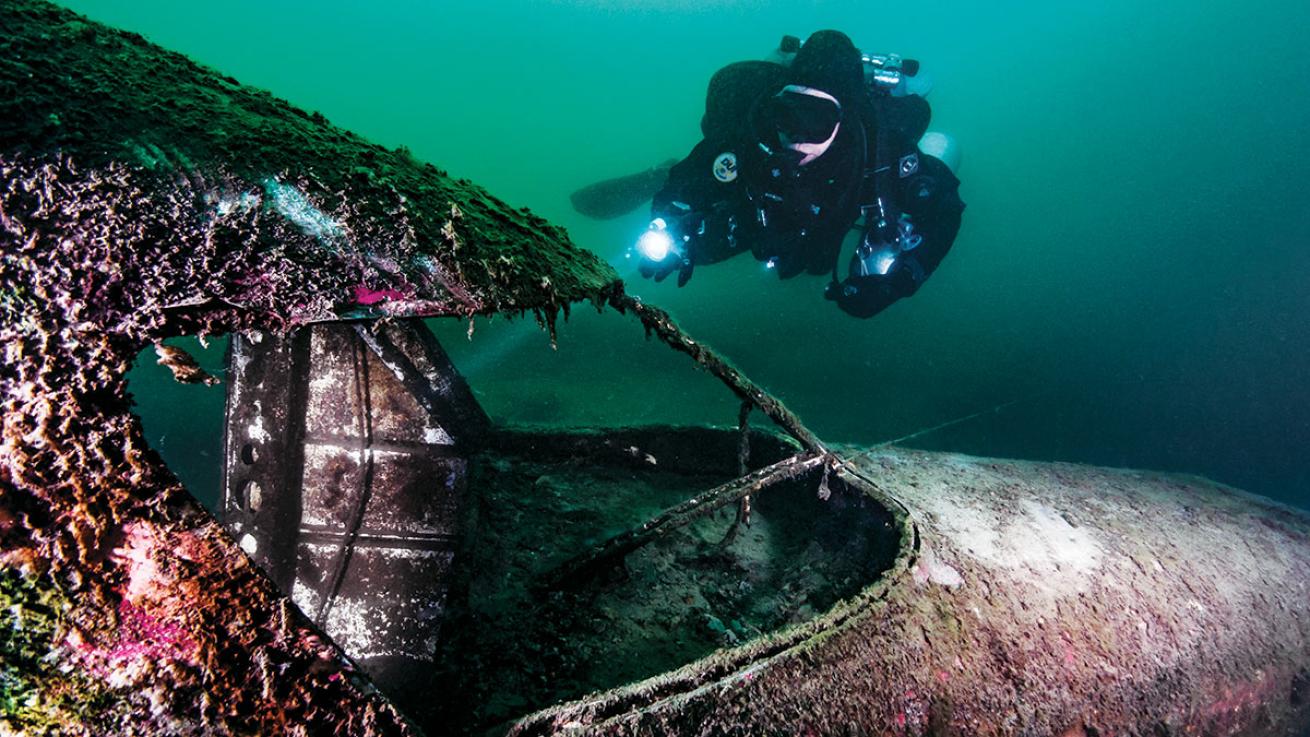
(538, 451, 829, 590)
(610, 294, 827, 454)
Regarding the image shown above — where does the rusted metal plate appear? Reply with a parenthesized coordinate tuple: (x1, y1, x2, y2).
(221, 320, 483, 693)
(293, 539, 455, 670)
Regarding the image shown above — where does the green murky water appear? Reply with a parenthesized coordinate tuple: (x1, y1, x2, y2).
(100, 0, 1310, 510)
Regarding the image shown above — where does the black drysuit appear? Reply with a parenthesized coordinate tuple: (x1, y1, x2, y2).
(646, 31, 965, 318)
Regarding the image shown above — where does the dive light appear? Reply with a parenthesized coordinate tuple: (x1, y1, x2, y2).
(862, 52, 921, 95)
(853, 211, 921, 278)
(636, 218, 681, 263)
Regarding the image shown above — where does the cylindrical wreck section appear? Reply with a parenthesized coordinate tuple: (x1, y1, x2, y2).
(514, 448, 1310, 736)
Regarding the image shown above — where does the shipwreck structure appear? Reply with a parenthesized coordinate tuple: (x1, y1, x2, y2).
(2, 1, 1309, 736)
(218, 321, 488, 693)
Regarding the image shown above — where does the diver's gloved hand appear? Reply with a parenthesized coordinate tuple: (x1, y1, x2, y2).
(635, 215, 697, 286)
(636, 248, 694, 285)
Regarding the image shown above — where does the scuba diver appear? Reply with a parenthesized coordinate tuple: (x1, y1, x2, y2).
(574, 31, 965, 319)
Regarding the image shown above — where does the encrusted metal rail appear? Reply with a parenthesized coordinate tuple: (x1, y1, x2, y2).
(537, 295, 837, 590)
(611, 294, 826, 455)
(538, 451, 830, 590)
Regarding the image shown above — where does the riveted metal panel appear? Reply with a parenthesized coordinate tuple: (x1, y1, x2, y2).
(220, 320, 480, 691)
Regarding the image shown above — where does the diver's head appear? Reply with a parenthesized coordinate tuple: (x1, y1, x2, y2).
(753, 85, 843, 166)
(789, 31, 865, 107)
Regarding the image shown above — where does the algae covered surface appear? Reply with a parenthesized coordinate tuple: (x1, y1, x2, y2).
(0, 569, 118, 733)
(0, 1, 625, 733)
(1, 0, 621, 330)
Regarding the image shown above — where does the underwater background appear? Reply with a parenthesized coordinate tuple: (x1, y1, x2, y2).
(68, 0, 1308, 510)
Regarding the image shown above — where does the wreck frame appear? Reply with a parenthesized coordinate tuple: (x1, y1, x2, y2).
(2, 2, 1309, 736)
(208, 302, 850, 710)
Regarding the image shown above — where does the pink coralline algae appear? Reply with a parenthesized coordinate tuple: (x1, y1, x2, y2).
(354, 285, 410, 305)
(115, 600, 196, 661)
(60, 524, 203, 681)
(63, 598, 200, 688)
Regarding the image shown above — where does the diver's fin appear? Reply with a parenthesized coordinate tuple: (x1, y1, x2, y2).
(569, 159, 676, 220)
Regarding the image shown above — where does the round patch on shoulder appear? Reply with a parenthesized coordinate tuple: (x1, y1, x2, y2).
(712, 152, 738, 183)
